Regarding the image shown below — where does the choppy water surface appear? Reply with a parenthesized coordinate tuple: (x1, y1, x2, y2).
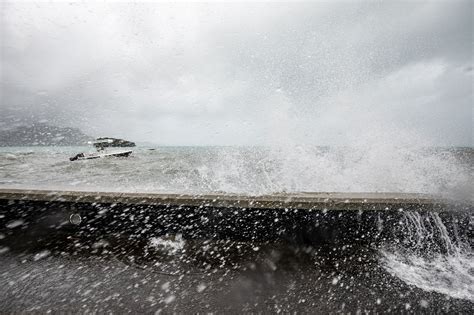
(0, 146, 472, 196)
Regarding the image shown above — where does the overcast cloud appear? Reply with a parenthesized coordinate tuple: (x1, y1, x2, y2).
(0, 0, 472, 146)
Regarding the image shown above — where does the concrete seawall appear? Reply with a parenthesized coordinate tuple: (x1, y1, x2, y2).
(1, 188, 471, 210)
(0, 189, 472, 245)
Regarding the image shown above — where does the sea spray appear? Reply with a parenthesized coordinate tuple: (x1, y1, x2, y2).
(381, 211, 474, 301)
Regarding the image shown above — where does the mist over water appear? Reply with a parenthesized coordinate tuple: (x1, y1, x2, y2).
(1, 2, 472, 147)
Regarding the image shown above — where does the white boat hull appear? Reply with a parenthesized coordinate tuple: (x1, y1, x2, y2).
(70, 150, 132, 161)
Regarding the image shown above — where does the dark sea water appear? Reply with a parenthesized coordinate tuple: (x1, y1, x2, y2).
(0, 146, 473, 312)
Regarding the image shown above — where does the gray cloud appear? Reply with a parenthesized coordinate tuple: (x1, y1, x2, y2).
(0, 1, 472, 146)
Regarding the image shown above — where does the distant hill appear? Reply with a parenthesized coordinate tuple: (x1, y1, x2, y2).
(0, 123, 93, 146)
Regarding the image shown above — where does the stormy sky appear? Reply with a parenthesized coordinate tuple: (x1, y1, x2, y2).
(0, 0, 472, 146)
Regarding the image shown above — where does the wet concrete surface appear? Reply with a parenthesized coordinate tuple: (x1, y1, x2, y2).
(0, 236, 473, 313)
(1, 190, 472, 313)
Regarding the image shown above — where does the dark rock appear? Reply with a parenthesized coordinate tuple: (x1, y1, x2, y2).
(94, 137, 136, 148)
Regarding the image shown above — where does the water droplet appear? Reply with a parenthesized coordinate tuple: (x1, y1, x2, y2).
(164, 295, 175, 304)
(196, 283, 207, 293)
(33, 250, 51, 261)
(6, 220, 24, 229)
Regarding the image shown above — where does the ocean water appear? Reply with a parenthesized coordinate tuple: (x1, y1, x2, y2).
(0, 145, 472, 197)
(0, 145, 473, 311)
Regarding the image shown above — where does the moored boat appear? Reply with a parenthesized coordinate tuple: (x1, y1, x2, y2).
(69, 150, 132, 161)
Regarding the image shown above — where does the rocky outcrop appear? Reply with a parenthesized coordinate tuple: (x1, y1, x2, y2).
(94, 137, 136, 148)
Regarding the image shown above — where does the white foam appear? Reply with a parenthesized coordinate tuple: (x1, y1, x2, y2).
(381, 250, 474, 302)
(380, 211, 474, 302)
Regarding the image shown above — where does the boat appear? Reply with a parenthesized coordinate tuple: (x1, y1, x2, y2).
(69, 137, 134, 161)
(69, 150, 132, 161)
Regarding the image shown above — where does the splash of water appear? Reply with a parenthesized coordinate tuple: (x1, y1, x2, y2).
(381, 211, 474, 301)
(203, 146, 472, 197)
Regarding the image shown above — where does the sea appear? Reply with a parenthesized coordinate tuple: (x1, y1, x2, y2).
(0, 145, 473, 312)
(0, 145, 472, 196)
